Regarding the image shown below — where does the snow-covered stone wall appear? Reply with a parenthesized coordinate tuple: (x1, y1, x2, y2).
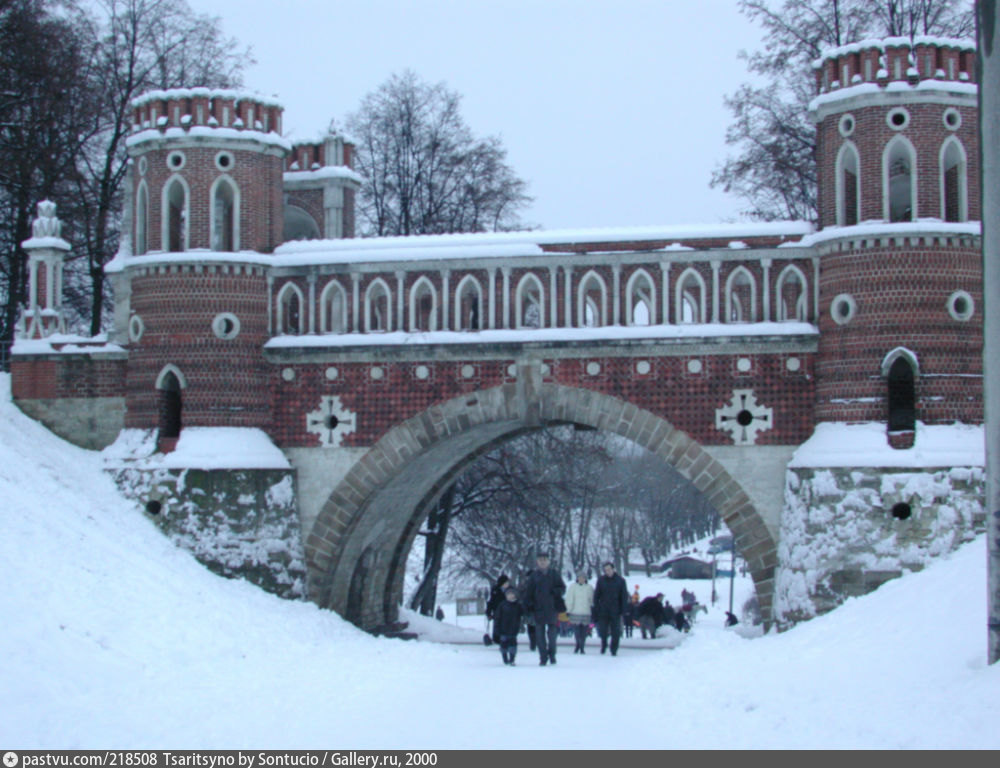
(103, 428, 307, 599)
(775, 423, 985, 623)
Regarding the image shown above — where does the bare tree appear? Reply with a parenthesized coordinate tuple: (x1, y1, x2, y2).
(0, 0, 100, 348)
(71, 0, 251, 335)
(346, 70, 532, 237)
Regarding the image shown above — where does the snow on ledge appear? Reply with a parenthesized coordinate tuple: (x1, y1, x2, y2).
(103, 428, 290, 470)
(789, 422, 984, 469)
(781, 220, 980, 248)
(264, 321, 818, 350)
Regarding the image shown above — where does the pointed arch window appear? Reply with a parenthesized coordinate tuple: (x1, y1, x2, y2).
(775, 265, 808, 322)
(135, 182, 149, 255)
(365, 279, 392, 332)
(156, 366, 185, 441)
(516, 273, 544, 329)
(276, 282, 304, 335)
(577, 270, 607, 328)
(675, 268, 705, 324)
(884, 137, 917, 222)
(163, 176, 189, 252)
(320, 280, 349, 334)
(455, 275, 483, 331)
(883, 349, 918, 432)
(940, 138, 968, 223)
(211, 176, 239, 251)
(626, 269, 655, 326)
(409, 277, 437, 331)
(836, 142, 861, 226)
(725, 267, 757, 323)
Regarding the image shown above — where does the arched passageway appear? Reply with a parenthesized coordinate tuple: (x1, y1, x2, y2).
(304, 369, 777, 631)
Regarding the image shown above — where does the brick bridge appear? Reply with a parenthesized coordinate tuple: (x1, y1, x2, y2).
(261, 225, 819, 628)
(11, 42, 986, 631)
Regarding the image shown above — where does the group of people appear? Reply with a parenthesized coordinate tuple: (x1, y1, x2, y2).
(484, 553, 658, 666)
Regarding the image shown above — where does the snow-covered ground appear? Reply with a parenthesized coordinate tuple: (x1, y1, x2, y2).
(1, 372, 998, 749)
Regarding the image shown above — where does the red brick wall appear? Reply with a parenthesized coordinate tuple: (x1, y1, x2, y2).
(11, 356, 126, 400)
(815, 241, 982, 423)
(133, 144, 285, 254)
(268, 352, 816, 449)
(124, 265, 272, 430)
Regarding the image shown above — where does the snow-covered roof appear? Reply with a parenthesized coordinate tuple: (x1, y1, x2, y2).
(273, 221, 814, 265)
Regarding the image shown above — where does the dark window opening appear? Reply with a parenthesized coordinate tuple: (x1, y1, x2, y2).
(843, 168, 858, 225)
(887, 357, 916, 431)
(146, 500, 162, 516)
(158, 372, 182, 439)
(891, 502, 912, 520)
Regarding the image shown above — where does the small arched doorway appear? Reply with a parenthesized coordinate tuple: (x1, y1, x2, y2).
(156, 366, 185, 452)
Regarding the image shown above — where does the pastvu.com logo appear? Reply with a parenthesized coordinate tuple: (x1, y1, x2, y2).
(3, 752, 18, 767)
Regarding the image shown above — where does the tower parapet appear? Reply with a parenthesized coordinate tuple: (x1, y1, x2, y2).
(812, 36, 976, 99)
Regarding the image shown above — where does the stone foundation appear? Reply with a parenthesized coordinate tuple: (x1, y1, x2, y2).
(109, 465, 307, 599)
(775, 464, 984, 623)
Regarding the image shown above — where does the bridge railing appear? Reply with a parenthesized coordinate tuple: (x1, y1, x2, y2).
(266, 247, 820, 338)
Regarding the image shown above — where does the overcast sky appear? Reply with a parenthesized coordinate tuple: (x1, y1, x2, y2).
(191, 0, 766, 231)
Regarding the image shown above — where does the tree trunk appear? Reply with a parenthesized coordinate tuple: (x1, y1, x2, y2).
(409, 483, 456, 616)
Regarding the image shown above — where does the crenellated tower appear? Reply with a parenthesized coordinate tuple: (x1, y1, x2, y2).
(808, 36, 981, 447)
(127, 89, 290, 255)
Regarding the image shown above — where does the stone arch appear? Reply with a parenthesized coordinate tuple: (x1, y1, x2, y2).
(409, 276, 438, 332)
(939, 136, 968, 223)
(515, 273, 545, 328)
(454, 274, 483, 331)
(625, 268, 656, 326)
(774, 264, 808, 322)
(883, 134, 918, 222)
(135, 181, 149, 255)
(725, 266, 757, 323)
(576, 269, 607, 328)
(276, 282, 305, 335)
(161, 174, 189, 252)
(304, 376, 777, 632)
(320, 279, 349, 334)
(364, 278, 393, 332)
(209, 175, 240, 252)
(675, 267, 706, 324)
(835, 141, 861, 226)
(155, 364, 186, 441)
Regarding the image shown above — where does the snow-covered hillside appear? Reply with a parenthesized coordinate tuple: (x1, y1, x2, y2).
(1, 373, 998, 749)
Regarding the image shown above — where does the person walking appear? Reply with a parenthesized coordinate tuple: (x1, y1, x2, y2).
(592, 561, 629, 656)
(492, 586, 525, 665)
(521, 551, 566, 666)
(565, 569, 595, 654)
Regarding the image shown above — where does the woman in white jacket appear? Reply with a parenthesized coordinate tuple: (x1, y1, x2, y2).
(565, 569, 595, 654)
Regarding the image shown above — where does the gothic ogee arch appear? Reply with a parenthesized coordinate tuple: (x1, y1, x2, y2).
(304, 365, 778, 632)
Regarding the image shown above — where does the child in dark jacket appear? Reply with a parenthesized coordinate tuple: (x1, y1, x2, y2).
(492, 587, 525, 665)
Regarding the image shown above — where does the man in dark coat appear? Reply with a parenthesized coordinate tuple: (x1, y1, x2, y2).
(520, 552, 566, 666)
(592, 561, 629, 656)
